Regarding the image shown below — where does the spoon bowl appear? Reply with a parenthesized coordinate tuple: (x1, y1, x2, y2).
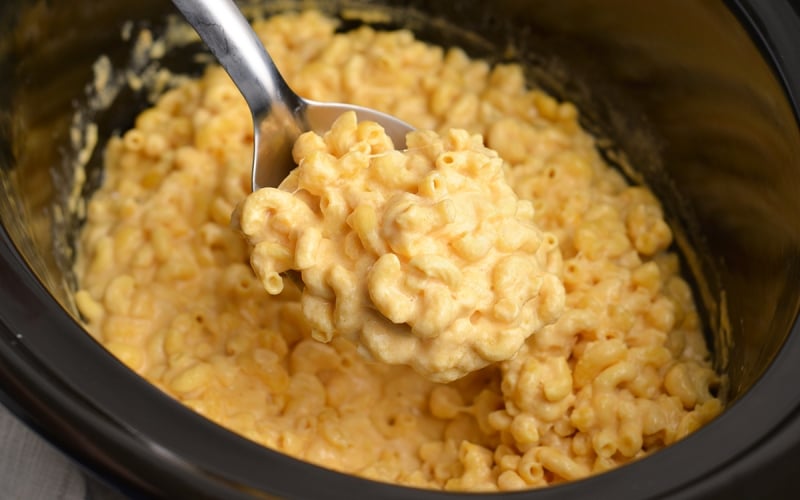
(171, 0, 414, 191)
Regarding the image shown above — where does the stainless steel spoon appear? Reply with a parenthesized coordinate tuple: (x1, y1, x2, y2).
(171, 0, 414, 191)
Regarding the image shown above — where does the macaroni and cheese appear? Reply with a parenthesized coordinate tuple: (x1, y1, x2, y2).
(237, 112, 565, 382)
(74, 10, 723, 491)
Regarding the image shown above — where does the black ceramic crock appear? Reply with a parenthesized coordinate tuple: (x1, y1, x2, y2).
(1, 0, 799, 498)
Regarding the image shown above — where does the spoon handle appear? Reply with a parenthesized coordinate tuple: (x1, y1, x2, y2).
(170, 0, 302, 120)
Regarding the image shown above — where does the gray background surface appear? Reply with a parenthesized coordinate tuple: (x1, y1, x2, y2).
(0, 404, 126, 500)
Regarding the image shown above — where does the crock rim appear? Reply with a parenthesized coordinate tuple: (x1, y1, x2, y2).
(1, 0, 800, 498)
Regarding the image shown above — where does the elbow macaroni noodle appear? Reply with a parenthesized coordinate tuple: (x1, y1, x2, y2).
(74, 10, 723, 491)
(236, 112, 565, 382)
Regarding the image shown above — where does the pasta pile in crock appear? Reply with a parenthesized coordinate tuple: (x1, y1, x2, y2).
(75, 10, 722, 491)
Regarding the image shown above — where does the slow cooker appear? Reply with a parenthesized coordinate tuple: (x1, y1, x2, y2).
(2, 0, 800, 498)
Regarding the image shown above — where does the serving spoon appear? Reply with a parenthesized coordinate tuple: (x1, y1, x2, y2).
(171, 0, 414, 191)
